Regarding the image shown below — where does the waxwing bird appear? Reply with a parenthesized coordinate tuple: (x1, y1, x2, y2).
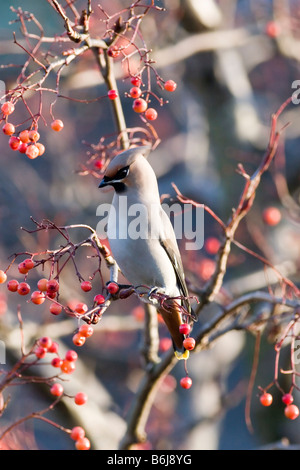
(99, 146, 192, 359)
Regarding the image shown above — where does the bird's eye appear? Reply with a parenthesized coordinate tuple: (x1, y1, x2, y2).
(115, 166, 129, 180)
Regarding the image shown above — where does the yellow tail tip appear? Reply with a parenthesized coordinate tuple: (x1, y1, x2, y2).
(174, 350, 190, 360)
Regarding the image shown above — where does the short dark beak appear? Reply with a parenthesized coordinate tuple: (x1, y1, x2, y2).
(98, 178, 109, 188)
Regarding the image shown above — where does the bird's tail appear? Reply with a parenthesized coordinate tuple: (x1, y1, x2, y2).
(158, 299, 191, 360)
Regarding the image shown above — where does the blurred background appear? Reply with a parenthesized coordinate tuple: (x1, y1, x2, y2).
(0, 0, 299, 450)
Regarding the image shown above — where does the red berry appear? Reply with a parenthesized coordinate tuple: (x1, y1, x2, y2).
(35, 346, 47, 359)
(17, 282, 30, 296)
(2, 123, 15, 135)
(108, 89, 118, 100)
(284, 404, 299, 420)
(94, 294, 105, 305)
(70, 426, 85, 441)
(130, 76, 142, 87)
(26, 144, 40, 160)
(23, 259, 34, 270)
(74, 392, 87, 405)
(282, 393, 294, 405)
(260, 392, 273, 407)
(129, 87, 142, 99)
(74, 302, 88, 314)
(107, 282, 119, 295)
(37, 278, 48, 291)
(60, 359, 76, 374)
(72, 333, 86, 347)
(81, 281, 92, 292)
(47, 341, 59, 354)
(31, 291, 46, 305)
(94, 160, 103, 170)
(263, 207, 281, 226)
(49, 303, 62, 315)
(78, 324, 94, 338)
(39, 336, 53, 349)
(183, 337, 196, 351)
(0, 270, 7, 284)
(265, 21, 281, 38)
(46, 279, 59, 293)
(18, 262, 28, 274)
(9, 136, 20, 150)
(18, 143, 28, 154)
(198, 258, 216, 281)
(1, 101, 15, 115)
(204, 237, 221, 255)
(164, 80, 177, 92)
(7, 279, 19, 292)
(180, 376, 192, 389)
(28, 130, 40, 142)
(51, 119, 64, 132)
(145, 108, 158, 121)
(132, 98, 148, 113)
(36, 142, 45, 156)
(159, 337, 172, 352)
(50, 383, 64, 397)
(179, 323, 191, 335)
(19, 130, 30, 143)
(107, 46, 120, 58)
(51, 357, 63, 368)
(75, 437, 90, 450)
(65, 350, 78, 362)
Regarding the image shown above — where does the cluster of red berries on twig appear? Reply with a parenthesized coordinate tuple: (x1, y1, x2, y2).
(178, 322, 195, 390)
(259, 390, 299, 421)
(1, 100, 64, 160)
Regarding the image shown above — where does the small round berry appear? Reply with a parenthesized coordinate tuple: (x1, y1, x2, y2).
(2, 123, 15, 135)
(18, 262, 29, 275)
(260, 392, 273, 407)
(39, 336, 53, 349)
(65, 350, 78, 362)
(263, 207, 281, 226)
(72, 333, 86, 347)
(164, 80, 177, 92)
(81, 281, 92, 292)
(282, 393, 294, 406)
(49, 303, 62, 315)
(284, 404, 299, 420)
(183, 337, 196, 351)
(108, 89, 118, 100)
(31, 291, 46, 305)
(204, 237, 221, 255)
(132, 98, 148, 113)
(180, 376, 192, 389)
(23, 259, 35, 270)
(70, 426, 85, 441)
(35, 346, 47, 359)
(9, 136, 20, 150)
(36, 142, 45, 156)
(26, 144, 40, 160)
(145, 108, 158, 121)
(50, 383, 64, 397)
(74, 392, 87, 405)
(18, 143, 28, 154)
(74, 302, 88, 314)
(46, 279, 59, 293)
(47, 341, 59, 354)
(28, 130, 40, 142)
(0, 270, 7, 284)
(129, 87, 142, 99)
(94, 160, 103, 170)
(19, 130, 30, 143)
(159, 337, 172, 352)
(37, 278, 48, 291)
(107, 282, 119, 295)
(131, 76, 142, 87)
(7, 279, 19, 292)
(51, 119, 64, 132)
(60, 359, 76, 374)
(51, 357, 63, 368)
(265, 21, 281, 38)
(75, 437, 90, 450)
(78, 324, 94, 338)
(179, 323, 191, 335)
(17, 282, 30, 296)
(1, 101, 15, 116)
(94, 294, 105, 305)
(107, 46, 120, 58)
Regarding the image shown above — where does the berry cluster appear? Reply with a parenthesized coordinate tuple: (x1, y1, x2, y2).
(178, 322, 195, 390)
(1, 101, 64, 160)
(260, 391, 299, 420)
